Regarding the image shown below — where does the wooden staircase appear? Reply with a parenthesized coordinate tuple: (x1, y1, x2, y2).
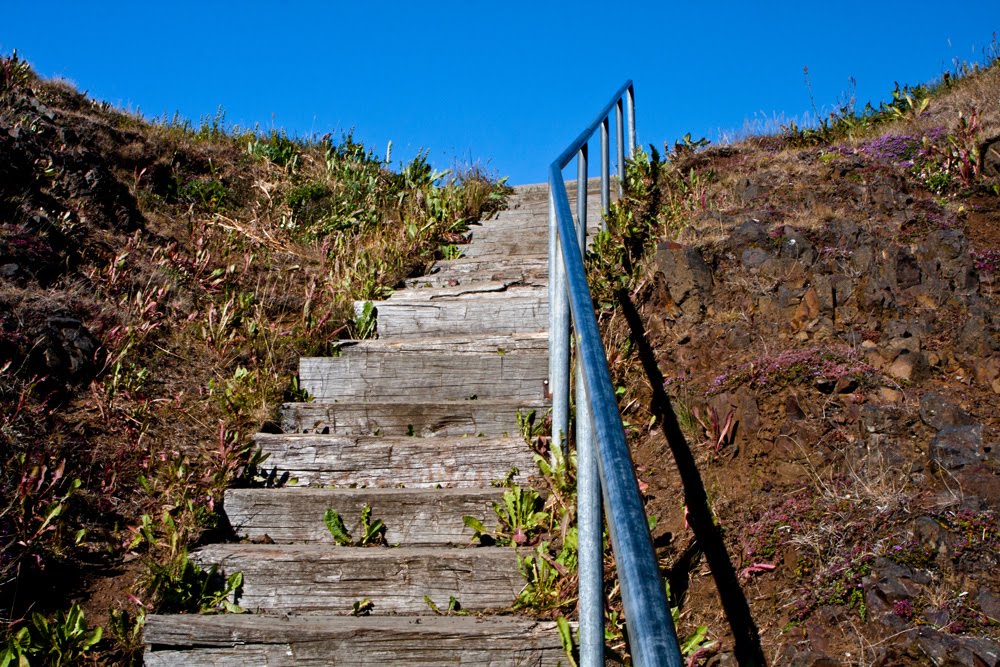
(143, 181, 604, 665)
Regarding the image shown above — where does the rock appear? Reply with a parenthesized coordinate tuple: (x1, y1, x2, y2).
(705, 652, 738, 667)
(858, 404, 903, 436)
(730, 219, 771, 248)
(919, 392, 976, 431)
(777, 227, 817, 265)
(896, 247, 922, 289)
(28, 316, 101, 385)
(913, 627, 1000, 667)
(879, 387, 903, 403)
(741, 247, 771, 269)
(888, 351, 928, 382)
(977, 588, 1000, 623)
(982, 136, 1000, 178)
(736, 176, 768, 204)
(653, 244, 713, 319)
(0, 263, 20, 278)
(957, 314, 998, 356)
(929, 424, 992, 471)
(863, 557, 925, 603)
(973, 355, 1000, 394)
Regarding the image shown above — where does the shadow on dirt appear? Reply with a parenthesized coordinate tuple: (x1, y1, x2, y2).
(616, 288, 768, 667)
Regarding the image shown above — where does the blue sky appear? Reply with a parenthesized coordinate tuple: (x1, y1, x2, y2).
(3, 2, 998, 184)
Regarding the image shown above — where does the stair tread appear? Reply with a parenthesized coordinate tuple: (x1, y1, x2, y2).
(144, 614, 565, 666)
(280, 398, 547, 437)
(191, 545, 526, 614)
(252, 433, 536, 487)
(225, 486, 504, 545)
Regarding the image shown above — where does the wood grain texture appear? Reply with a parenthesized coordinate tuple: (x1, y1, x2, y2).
(191, 545, 524, 613)
(225, 487, 503, 545)
(363, 289, 547, 337)
(298, 335, 548, 402)
(144, 615, 565, 666)
(253, 434, 536, 487)
(280, 399, 547, 437)
(404, 258, 548, 288)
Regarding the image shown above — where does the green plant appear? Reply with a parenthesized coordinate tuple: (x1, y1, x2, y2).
(464, 485, 548, 546)
(556, 616, 578, 667)
(180, 177, 229, 213)
(516, 409, 550, 445)
(352, 301, 377, 339)
(323, 505, 387, 546)
(1, 604, 102, 667)
(141, 546, 244, 614)
(350, 598, 373, 616)
(0, 50, 33, 100)
(248, 132, 300, 172)
(423, 595, 468, 616)
(514, 541, 575, 611)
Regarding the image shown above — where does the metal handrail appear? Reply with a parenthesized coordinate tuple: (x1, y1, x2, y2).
(548, 82, 682, 666)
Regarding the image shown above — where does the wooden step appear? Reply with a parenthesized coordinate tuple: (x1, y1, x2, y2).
(225, 487, 503, 545)
(144, 614, 565, 666)
(360, 287, 547, 338)
(280, 399, 548, 437)
(253, 433, 536, 487)
(190, 545, 525, 614)
(404, 258, 547, 288)
(299, 335, 548, 402)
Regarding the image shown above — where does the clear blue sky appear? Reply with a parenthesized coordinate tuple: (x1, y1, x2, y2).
(3, 2, 998, 184)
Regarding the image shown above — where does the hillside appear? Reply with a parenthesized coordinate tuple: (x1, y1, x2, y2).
(1, 51, 507, 663)
(596, 58, 1000, 665)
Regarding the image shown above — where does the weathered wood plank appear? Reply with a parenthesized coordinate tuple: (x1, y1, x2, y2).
(225, 487, 502, 545)
(190, 545, 524, 614)
(253, 434, 535, 487)
(280, 399, 547, 437)
(144, 615, 565, 666)
(361, 289, 547, 337)
(404, 258, 547, 288)
(298, 335, 548, 401)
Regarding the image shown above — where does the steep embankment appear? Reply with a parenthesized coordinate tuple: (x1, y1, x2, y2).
(600, 61, 999, 664)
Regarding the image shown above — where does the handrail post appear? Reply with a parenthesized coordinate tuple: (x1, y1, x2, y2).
(576, 144, 604, 667)
(600, 117, 610, 227)
(548, 187, 570, 455)
(616, 99, 625, 195)
(627, 84, 636, 157)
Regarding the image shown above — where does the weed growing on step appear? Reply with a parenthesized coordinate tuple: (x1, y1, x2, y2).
(464, 486, 548, 546)
(423, 595, 468, 616)
(323, 505, 387, 546)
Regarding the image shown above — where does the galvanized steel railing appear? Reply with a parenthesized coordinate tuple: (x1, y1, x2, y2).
(548, 82, 682, 666)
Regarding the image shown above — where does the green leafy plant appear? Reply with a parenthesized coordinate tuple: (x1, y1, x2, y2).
(514, 541, 575, 611)
(350, 598, 373, 616)
(353, 301, 377, 339)
(323, 505, 387, 546)
(556, 616, 578, 667)
(464, 486, 548, 546)
(141, 546, 245, 614)
(423, 595, 468, 616)
(1, 604, 102, 667)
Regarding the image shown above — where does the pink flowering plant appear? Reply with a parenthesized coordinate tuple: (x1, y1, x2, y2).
(711, 346, 883, 395)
